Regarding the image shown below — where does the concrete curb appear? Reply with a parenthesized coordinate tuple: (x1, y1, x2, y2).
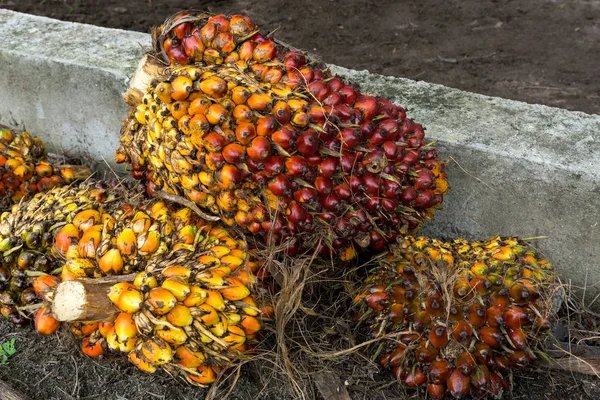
(1, 10, 598, 302)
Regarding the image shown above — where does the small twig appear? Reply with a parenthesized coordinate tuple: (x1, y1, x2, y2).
(156, 190, 220, 221)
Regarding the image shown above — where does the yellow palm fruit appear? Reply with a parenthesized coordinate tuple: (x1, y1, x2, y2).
(196, 270, 225, 287)
(99, 248, 124, 274)
(117, 228, 137, 256)
(161, 277, 191, 302)
(222, 325, 246, 345)
(141, 338, 173, 365)
(194, 304, 220, 326)
(114, 312, 138, 343)
(204, 290, 226, 312)
(108, 282, 135, 305)
(155, 325, 189, 346)
(137, 230, 161, 255)
(116, 286, 144, 314)
(72, 209, 102, 232)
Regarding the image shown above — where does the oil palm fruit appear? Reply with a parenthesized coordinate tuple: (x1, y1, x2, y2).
(0, 126, 91, 211)
(47, 197, 266, 387)
(118, 58, 447, 259)
(354, 236, 557, 398)
(0, 181, 130, 326)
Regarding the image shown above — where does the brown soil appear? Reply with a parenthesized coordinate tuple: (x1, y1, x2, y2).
(3, 0, 600, 115)
(1, 1, 599, 399)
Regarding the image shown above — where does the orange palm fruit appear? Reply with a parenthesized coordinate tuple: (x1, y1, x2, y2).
(146, 287, 178, 315)
(222, 325, 246, 345)
(32, 275, 60, 300)
(80, 322, 99, 337)
(54, 223, 80, 254)
(194, 303, 220, 326)
(129, 350, 157, 373)
(137, 230, 161, 254)
(98, 321, 114, 337)
(186, 364, 216, 385)
(162, 265, 192, 279)
(204, 289, 226, 311)
(141, 338, 173, 365)
(246, 93, 272, 111)
(240, 315, 261, 335)
(81, 336, 104, 357)
(429, 325, 449, 348)
(72, 209, 101, 231)
(35, 306, 60, 335)
(174, 344, 205, 368)
(220, 277, 250, 301)
(166, 304, 194, 327)
(199, 76, 228, 98)
(184, 285, 209, 307)
(205, 103, 229, 125)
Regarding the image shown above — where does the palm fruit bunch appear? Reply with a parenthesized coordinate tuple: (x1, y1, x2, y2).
(0, 181, 128, 327)
(0, 125, 91, 211)
(117, 12, 448, 259)
(354, 236, 556, 399)
(48, 198, 264, 387)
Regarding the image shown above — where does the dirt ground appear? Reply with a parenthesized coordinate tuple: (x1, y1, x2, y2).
(3, 0, 600, 115)
(0, 0, 599, 399)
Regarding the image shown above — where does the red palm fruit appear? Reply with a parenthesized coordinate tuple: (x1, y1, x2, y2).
(354, 96, 379, 120)
(246, 136, 271, 162)
(318, 157, 338, 178)
(489, 372, 509, 397)
(307, 81, 329, 102)
(229, 14, 255, 36)
(405, 368, 427, 388)
(429, 325, 449, 348)
(167, 43, 190, 64)
(388, 343, 408, 367)
(296, 130, 319, 156)
(492, 354, 511, 373)
(212, 32, 236, 53)
(216, 165, 242, 189)
(272, 127, 296, 150)
(174, 22, 191, 39)
(208, 14, 230, 32)
(202, 132, 226, 152)
(427, 383, 446, 399)
(35, 306, 60, 335)
(480, 326, 504, 349)
(282, 51, 306, 70)
(447, 368, 470, 398)
(425, 294, 445, 318)
(387, 303, 405, 324)
(182, 35, 204, 60)
(286, 202, 306, 224)
(509, 349, 533, 367)
(509, 280, 535, 303)
(314, 176, 333, 195)
(504, 305, 530, 329)
(268, 175, 291, 196)
(451, 321, 473, 341)
(415, 341, 438, 363)
(486, 305, 505, 327)
(507, 328, 528, 350)
(468, 303, 486, 327)
(490, 288, 510, 308)
(364, 291, 389, 311)
(473, 342, 493, 365)
(470, 364, 490, 390)
(428, 359, 452, 384)
(264, 156, 285, 176)
(235, 123, 257, 145)
(338, 85, 358, 105)
(456, 352, 476, 375)
(285, 156, 308, 176)
(222, 143, 246, 164)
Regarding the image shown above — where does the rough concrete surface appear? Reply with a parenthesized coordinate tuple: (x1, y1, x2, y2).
(0, 10, 598, 302)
